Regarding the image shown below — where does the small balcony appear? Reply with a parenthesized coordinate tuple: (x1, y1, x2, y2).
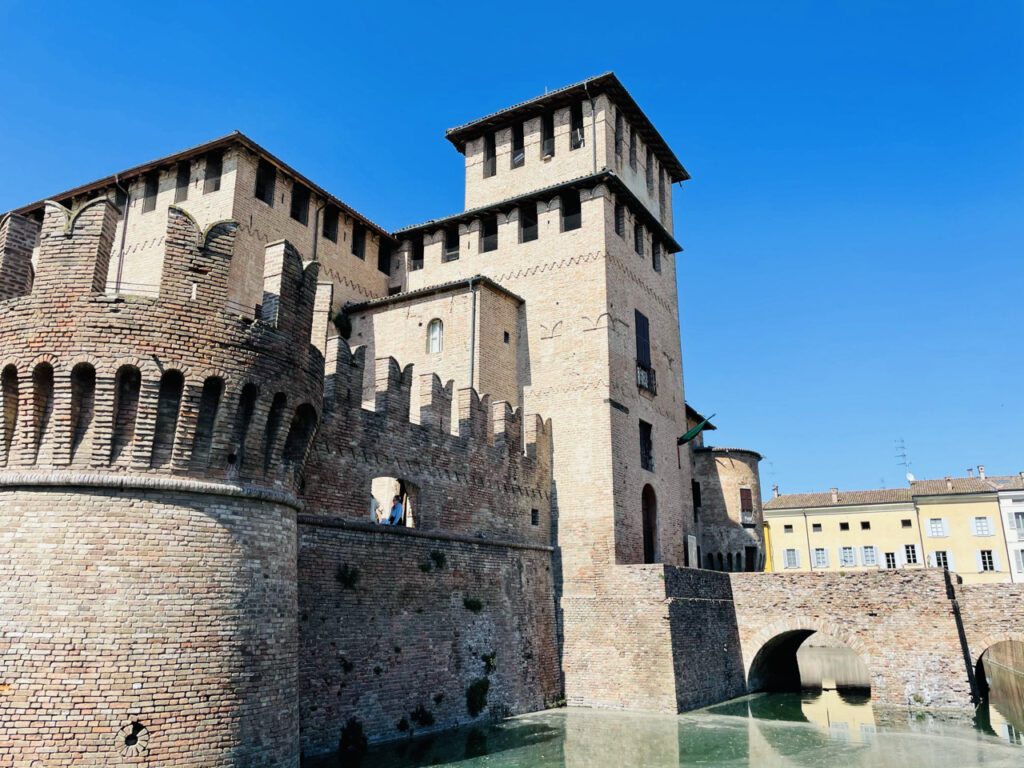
(636, 362, 657, 395)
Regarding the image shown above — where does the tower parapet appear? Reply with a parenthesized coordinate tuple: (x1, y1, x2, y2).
(0, 198, 324, 767)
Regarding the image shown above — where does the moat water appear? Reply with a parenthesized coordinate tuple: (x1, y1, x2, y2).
(305, 687, 1023, 767)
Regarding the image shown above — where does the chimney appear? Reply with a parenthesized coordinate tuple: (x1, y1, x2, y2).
(967, 468, 974, 478)
(945, 476, 953, 491)
(830, 487, 839, 504)
(772, 484, 780, 498)
(978, 465, 986, 480)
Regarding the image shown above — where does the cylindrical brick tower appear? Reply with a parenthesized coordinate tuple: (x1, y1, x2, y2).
(0, 202, 323, 767)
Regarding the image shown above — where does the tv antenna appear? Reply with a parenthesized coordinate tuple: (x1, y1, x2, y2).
(895, 439, 913, 482)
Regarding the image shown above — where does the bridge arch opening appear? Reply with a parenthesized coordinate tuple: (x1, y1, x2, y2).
(975, 639, 1024, 739)
(748, 630, 870, 694)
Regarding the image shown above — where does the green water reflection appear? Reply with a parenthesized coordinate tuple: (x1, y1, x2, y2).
(305, 689, 1022, 767)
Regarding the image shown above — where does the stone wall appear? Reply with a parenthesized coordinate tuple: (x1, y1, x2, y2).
(297, 519, 561, 755)
(956, 581, 1024, 667)
(692, 447, 764, 571)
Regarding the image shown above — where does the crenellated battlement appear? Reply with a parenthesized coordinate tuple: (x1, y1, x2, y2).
(0, 199, 324, 496)
(305, 335, 552, 543)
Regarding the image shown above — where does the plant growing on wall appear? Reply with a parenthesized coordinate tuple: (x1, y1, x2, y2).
(466, 678, 490, 717)
(463, 597, 483, 613)
(335, 563, 360, 590)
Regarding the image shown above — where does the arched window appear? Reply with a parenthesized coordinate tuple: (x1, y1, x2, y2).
(2, 365, 19, 467)
(426, 319, 443, 353)
(151, 370, 184, 468)
(69, 363, 96, 464)
(191, 376, 224, 468)
(111, 365, 141, 463)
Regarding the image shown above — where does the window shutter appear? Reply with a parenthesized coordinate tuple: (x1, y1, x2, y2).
(986, 516, 994, 535)
(992, 551, 1001, 571)
(971, 518, 979, 536)
(942, 518, 949, 536)
(928, 551, 935, 567)
(975, 551, 983, 572)
(946, 551, 955, 572)
(1014, 549, 1024, 572)
(634, 310, 651, 368)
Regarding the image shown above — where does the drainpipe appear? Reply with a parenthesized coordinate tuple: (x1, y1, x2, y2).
(311, 200, 325, 262)
(804, 510, 813, 572)
(468, 277, 478, 389)
(112, 174, 131, 295)
(915, 503, 926, 568)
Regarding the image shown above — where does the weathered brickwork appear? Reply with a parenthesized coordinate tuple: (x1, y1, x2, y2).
(297, 520, 560, 755)
(692, 447, 765, 570)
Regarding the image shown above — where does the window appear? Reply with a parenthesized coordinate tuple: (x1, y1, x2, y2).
(692, 480, 702, 509)
(511, 123, 525, 168)
(519, 203, 538, 243)
(614, 203, 625, 237)
(973, 516, 992, 536)
(840, 546, 856, 567)
(645, 147, 654, 191)
(633, 222, 644, 255)
(443, 226, 460, 262)
(291, 184, 310, 225)
(813, 548, 828, 568)
(861, 521, 871, 530)
(740, 489, 754, 524)
(541, 111, 555, 158)
(658, 168, 666, 213)
(629, 128, 637, 169)
(255, 159, 276, 206)
(639, 420, 653, 471)
(323, 205, 339, 242)
(483, 132, 496, 178)
(426, 319, 443, 353)
(570, 102, 584, 149)
(783, 524, 794, 533)
(652, 240, 662, 272)
(1014, 549, 1024, 572)
(142, 171, 159, 213)
(614, 110, 624, 157)
(901, 519, 912, 528)
(411, 238, 424, 271)
(480, 216, 498, 252)
(928, 518, 947, 537)
(349, 227, 368, 260)
(503, 331, 510, 344)
(377, 240, 392, 275)
(203, 150, 223, 194)
(784, 549, 799, 569)
(980, 550, 995, 572)
(885, 552, 897, 570)
(812, 523, 822, 533)
(1014, 512, 1024, 531)
(839, 522, 850, 531)
(531, 509, 540, 526)
(934, 550, 949, 569)
(862, 546, 878, 566)
(904, 544, 918, 565)
(174, 160, 190, 203)
(561, 192, 581, 231)
(634, 310, 655, 393)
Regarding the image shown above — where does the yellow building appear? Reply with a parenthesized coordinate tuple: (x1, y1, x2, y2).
(764, 471, 1022, 584)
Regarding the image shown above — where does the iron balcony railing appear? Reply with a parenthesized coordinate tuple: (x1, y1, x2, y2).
(636, 362, 657, 395)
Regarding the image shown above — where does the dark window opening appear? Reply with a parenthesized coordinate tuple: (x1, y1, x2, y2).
(503, 331, 510, 344)
(635, 309, 656, 395)
(541, 111, 555, 158)
(283, 403, 318, 468)
(151, 370, 184, 468)
(351, 222, 366, 258)
(560, 192, 581, 231)
(191, 377, 224, 469)
(646, 147, 655, 191)
(658, 169, 666, 213)
(633, 222, 644, 255)
(840, 521, 850, 531)
(1, 365, 19, 467)
(142, 172, 159, 214)
(519, 203, 538, 242)
(443, 226, 460, 262)
(740, 488, 754, 513)
(511, 123, 525, 168)
(531, 509, 540, 526)
(614, 203, 625, 237)
(231, 383, 259, 468)
(901, 519, 912, 528)
(692, 480, 702, 511)
(69, 363, 96, 464)
(203, 151, 223, 194)
(290, 184, 310, 225)
(812, 523, 822, 532)
(481, 216, 498, 252)
(629, 129, 637, 169)
(255, 159, 276, 206)
(615, 110, 624, 156)
(861, 521, 871, 530)
(483, 132, 496, 178)
(639, 419, 654, 471)
(652, 240, 662, 272)
(377, 240, 392, 275)
(570, 102, 584, 149)
(174, 161, 190, 203)
(411, 238, 424, 270)
(262, 392, 287, 473)
(323, 205, 339, 242)
(642, 484, 657, 563)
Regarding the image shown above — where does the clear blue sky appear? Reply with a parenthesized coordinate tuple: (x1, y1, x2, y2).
(1, 2, 1021, 495)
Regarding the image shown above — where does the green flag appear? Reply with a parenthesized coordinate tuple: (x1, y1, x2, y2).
(677, 414, 715, 445)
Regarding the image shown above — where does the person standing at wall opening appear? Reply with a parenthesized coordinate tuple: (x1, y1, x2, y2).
(388, 495, 404, 526)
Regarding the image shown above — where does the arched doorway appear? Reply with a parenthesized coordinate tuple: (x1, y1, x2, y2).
(641, 484, 657, 564)
(975, 639, 1024, 741)
(748, 629, 870, 694)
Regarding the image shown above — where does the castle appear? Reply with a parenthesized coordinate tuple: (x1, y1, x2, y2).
(3, 74, 1018, 768)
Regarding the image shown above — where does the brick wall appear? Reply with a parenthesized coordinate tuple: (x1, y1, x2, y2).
(297, 520, 561, 755)
(692, 448, 765, 570)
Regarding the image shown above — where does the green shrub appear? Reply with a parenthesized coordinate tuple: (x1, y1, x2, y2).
(335, 564, 360, 590)
(463, 597, 483, 613)
(466, 677, 490, 717)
